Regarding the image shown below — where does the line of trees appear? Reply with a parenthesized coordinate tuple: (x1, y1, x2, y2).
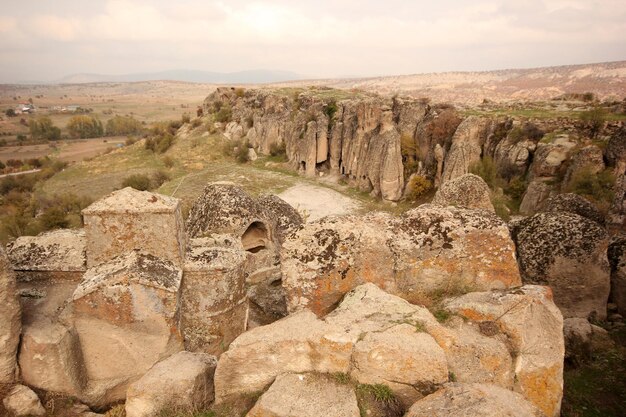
(25, 115, 145, 141)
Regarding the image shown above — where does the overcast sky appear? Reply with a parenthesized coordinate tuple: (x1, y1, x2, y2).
(1, 0, 625, 82)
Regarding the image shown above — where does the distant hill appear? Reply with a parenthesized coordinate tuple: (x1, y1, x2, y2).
(276, 60, 626, 105)
(56, 69, 303, 84)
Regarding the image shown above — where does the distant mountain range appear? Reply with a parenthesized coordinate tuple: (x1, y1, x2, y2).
(55, 69, 303, 84)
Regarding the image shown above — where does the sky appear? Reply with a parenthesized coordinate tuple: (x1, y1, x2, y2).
(0, 0, 625, 82)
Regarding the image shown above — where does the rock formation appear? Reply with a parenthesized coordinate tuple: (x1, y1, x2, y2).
(0, 247, 21, 383)
(215, 283, 564, 416)
(609, 235, 626, 316)
(512, 211, 610, 319)
(281, 204, 521, 316)
(431, 173, 494, 212)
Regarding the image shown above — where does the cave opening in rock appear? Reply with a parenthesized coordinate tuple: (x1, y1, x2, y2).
(241, 221, 270, 253)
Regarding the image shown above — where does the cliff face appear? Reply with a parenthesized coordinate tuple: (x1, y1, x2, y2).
(204, 88, 430, 201)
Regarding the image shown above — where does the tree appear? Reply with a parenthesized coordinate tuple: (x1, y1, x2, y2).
(105, 115, 143, 136)
(67, 115, 104, 139)
(29, 117, 61, 141)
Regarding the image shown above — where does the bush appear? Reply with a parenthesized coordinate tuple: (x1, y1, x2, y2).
(181, 114, 191, 124)
(323, 100, 338, 123)
(29, 116, 61, 141)
(162, 156, 175, 168)
(122, 174, 152, 191)
(405, 175, 432, 201)
(235, 141, 251, 163)
(580, 107, 607, 138)
(234, 88, 245, 98)
(151, 170, 170, 188)
(5, 109, 16, 117)
(145, 132, 174, 154)
(469, 156, 497, 188)
(567, 166, 615, 210)
(105, 115, 143, 136)
(67, 115, 104, 139)
(215, 105, 232, 123)
(39, 207, 69, 230)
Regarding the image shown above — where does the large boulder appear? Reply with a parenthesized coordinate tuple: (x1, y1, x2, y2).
(125, 351, 217, 417)
(512, 211, 610, 319)
(405, 383, 544, 417)
(19, 319, 87, 396)
(541, 193, 606, 226)
(282, 204, 521, 316)
(6, 229, 86, 275)
(216, 283, 564, 414)
(246, 373, 360, 417)
(519, 179, 555, 215)
(609, 235, 626, 316)
(2, 385, 46, 417)
(60, 251, 184, 406)
(82, 188, 187, 268)
(432, 173, 494, 212)
(0, 247, 21, 383)
(181, 240, 248, 355)
(213, 310, 354, 403)
(256, 194, 303, 244)
(444, 285, 564, 417)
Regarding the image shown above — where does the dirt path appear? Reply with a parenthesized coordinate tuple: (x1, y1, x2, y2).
(278, 183, 361, 222)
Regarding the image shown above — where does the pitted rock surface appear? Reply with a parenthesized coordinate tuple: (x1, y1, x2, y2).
(432, 173, 494, 212)
(7, 229, 86, 272)
(512, 211, 610, 319)
(540, 193, 606, 226)
(0, 246, 21, 383)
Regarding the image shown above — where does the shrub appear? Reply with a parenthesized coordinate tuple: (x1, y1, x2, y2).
(567, 166, 615, 210)
(191, 118, 202, 128)
(145, 132, 174, 154)
(235, 88, 245, 98)
(122, 174, 152, 191)
(29, 116, 61, 141)
(16, 134, 26, 142)
(162, 156, 175, 168)
(67, 115, 104, 139)
(181, 114, 191, 124)
(105, 115, 143, 136)
(39, 207, 69, 230)
(323, 100, 338, 123)
(125, 137, 137, 146)
(425, 108, 462, 149)
(405, 175, 432, 201)
(235, 141, 251, 164)
(215, 105, 232, 123)
(5, 108, 16, 117)
(151, 170, 170, 188)
(580, 107, 607, 138)
(469, 156, 497, 188)
(505, 176, 527, 206)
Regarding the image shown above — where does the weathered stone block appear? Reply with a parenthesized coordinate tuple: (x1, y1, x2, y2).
(62, 251, 184, 406)
(125, 351, 217, 417)
(182, 240, 248, 355)
(82, 188, 186, 268)
(19, 319, 88, 396)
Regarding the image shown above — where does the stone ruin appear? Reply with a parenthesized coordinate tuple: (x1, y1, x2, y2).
(2, 185, 301, 410)
(6, 179, 620, 416)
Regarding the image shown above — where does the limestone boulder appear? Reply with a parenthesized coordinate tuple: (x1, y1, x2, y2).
(6, 229, 86, 273)
(213, 310, 354, 403)
(256, 194, 303, 244)
(282, 204, 521, 316)
(541, 193, 606, 226)
(519, 179, 555, 215)
(405, 383, 544, 417)
(0, 247, 21, 383)
(527, 138, 577, 180)
(512, 211, 610, 319)
(444, 285, 564, 417)
(432, 173, 494, 212)
(125, 351, 217, 417)
(82, 188, 186, 268)
(246, 373, 360, 417)
(563, 145, 605, 188)
(2, 385, 46, 417)
(609, 235, 626, 316)
(562, 317, 612, 365)
(350, 324, 448, 407)
(605, 125, 626, 167)
(19, 319, 87, 396)
(61, 251, 184, 406)
(182, 240, 248, 355)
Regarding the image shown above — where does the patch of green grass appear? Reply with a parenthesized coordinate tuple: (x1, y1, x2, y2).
(357, 384, 396, 403)
(433, 309, 451, 323)
(331, 372, 352, 385)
